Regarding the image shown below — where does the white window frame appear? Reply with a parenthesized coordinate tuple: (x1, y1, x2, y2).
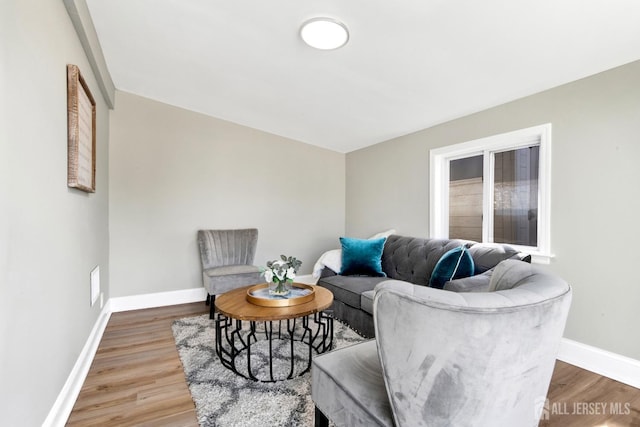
(429, 124, 553, 264)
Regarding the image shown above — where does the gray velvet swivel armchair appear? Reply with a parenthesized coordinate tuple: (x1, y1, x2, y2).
(197, 229, 263, 319)
(312, 260, 572, 427)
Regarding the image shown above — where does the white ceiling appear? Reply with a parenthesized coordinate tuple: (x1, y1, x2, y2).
(86, 0, 640, 153)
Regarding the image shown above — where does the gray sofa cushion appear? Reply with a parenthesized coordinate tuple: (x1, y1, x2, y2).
(381, 235, 472, 286)
(360, 290, 375, 315)
(443, 269, 493, 292)
(312, 340, 393, 427)
(320, 275, 388, 309)
(489, 259, 541, 292)
(468, 243, 520, 273)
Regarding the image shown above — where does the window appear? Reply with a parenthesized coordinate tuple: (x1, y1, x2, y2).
(430, 124, 552, 263)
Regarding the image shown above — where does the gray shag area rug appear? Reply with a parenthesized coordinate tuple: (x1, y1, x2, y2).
(172, 314, 366, 427)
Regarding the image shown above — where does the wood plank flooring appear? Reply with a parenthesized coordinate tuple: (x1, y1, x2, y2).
(541, 360, 640, 426)
(67, 303, 640, 426)
(67, 302, 207, 426)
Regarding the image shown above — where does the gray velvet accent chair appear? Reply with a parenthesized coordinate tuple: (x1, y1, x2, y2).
(197, 228, 263, 319)
(312, 260, 572, 427)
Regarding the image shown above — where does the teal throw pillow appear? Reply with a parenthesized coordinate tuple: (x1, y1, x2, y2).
(340, 236, 387, 277)
(429, 245, 475, 289)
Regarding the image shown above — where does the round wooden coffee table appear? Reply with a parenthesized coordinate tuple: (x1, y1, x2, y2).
(214, 284, 334, 382)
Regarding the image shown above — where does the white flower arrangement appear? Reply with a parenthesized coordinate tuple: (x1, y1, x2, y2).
(263, 255, 302, 295)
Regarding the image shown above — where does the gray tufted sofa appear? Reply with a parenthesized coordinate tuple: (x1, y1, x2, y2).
(317, 234, 530, 337)
(312, 260, 572, 427)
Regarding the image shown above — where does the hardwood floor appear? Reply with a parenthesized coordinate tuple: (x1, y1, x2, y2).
(67, 303, 640, 426)
(541, 361, 640, 426)
(67, 302, 207, 426)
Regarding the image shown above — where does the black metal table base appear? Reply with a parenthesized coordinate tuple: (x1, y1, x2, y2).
(215, 311, 334, 382)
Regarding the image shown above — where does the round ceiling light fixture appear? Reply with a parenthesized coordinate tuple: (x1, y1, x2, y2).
(300, 18, 349, 50)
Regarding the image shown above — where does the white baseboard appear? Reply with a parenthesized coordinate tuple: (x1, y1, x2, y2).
(110, 287, 207, 312)
(558, 338, 640, 389)
(42, 300, 112, 427)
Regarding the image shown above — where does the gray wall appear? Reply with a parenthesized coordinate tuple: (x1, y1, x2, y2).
(346, 60, 640, 360)
(0, 0, 110, 425)
(109, 91, 345, 297)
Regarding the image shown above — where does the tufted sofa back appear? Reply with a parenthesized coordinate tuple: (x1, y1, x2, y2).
(380, 235, 529, 287)
(381, 235, 472, 287)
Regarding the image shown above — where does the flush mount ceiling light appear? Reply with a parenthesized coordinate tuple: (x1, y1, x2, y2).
(300, 18, 349, 50)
